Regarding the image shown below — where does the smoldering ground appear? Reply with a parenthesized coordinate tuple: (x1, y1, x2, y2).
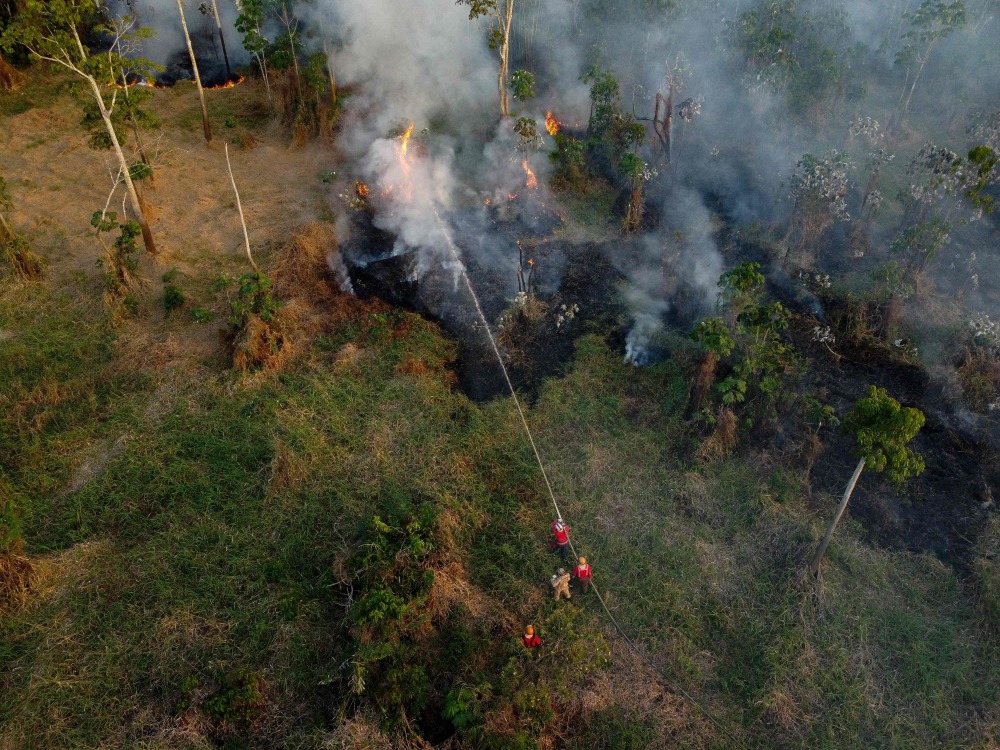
(124, 0, 1000, 380)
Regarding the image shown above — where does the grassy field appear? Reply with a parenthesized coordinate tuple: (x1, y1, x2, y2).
(3, 275, 998, 748)
(1, 71, 999, 750)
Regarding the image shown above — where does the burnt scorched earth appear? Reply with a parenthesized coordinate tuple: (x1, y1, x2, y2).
(787, 313, 1000, 571)
(342, 193, 628, 402)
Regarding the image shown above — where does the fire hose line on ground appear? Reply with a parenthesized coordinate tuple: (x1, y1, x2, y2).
(453, 259, 748, 749)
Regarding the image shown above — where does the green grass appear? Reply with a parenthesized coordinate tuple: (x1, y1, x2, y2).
(0, 286, 148, 545)
(0, 68, 75, 119)
(2, 284, 997, 749)
(165, 83, 273, 134)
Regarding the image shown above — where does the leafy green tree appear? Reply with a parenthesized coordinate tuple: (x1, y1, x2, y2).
(809, 386, 925, 576)
(2, 2, 158, 255)
(510, 69, 535, 104)
(620, 152, 652, 233)
(890, 214, 951, 273)
(891, 0, 966, 132)
(550, 134, 585, 188)
(235, 0, 272, 102)
(581, 65, 620, 139)
(691, 263, 797, 429)
(458, 0, 516, 117)
(688, 316, 735, 416)
(91, 210, 145, 309)
(730, 0, 850, 115)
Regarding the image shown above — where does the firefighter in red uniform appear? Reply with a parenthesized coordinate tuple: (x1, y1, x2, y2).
(522, 625, 541, 648)
(550, 517, 570, 561)
(573, 556, 592, 594)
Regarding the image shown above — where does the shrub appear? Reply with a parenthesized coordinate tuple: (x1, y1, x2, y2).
(203, 669, 265, 726)
(162, 268, 185, 316)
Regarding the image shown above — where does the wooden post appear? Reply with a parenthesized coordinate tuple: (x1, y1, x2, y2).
(809, 456, 866, 576)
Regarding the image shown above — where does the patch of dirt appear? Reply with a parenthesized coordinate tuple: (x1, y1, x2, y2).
(0, 77, 339, 375)
(64, 434, 128, 495)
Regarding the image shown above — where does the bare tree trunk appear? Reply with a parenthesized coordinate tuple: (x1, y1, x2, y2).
(86, 75, 158, 256)
(209, 0, 232, 80)
(897, 44, 934, 132)
(255, 49, 272, 103)
(225, 144, 257, 272)
(497, 0, 515, 117)
(321, 36, 337, 107)
(809, 456, 866, 576)
(119, 70, 152, 175)
(176, 0, 212, 144)
(0, 212, 13, 242)
(282, 4, 302, 103)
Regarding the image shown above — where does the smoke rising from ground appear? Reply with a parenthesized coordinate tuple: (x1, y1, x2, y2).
(128, 0, 1000, 374)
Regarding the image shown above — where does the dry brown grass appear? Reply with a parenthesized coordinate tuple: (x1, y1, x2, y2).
(0, 55, 24, 91)
(696, 409, 738, 462)
(236, 131, 261, 151)
(0, 541, 33, 611)
(573, 638, 723, 749)
(3, 240, 45, 281)
(957, 347, 1000, 413)
(272, 222, 338, 297)
(232, 314, 292, 372)
(239, 221, 366, 375)
(269, 439, 309, 492)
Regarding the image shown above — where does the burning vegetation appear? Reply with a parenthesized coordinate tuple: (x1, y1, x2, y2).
(2, 1, 1000, 750)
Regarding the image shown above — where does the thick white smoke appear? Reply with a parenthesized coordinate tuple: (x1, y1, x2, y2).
(623, 187, 724, 365)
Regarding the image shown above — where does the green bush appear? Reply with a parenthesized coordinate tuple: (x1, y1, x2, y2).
(203, 669, 264, 725)
(162, 269, 184, 316)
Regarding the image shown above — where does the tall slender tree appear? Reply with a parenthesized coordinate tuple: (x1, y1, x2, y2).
(2, 1, 158, 255)
(891, 0, 966, 133)
(457, 0, 516, 117)
(205, 0, 231, 80)
(176, 0, 212, 144)
(808, 386, 925, 577)
(235, 0, 272, 102)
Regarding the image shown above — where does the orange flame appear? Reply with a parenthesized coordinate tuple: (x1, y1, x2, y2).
(400, 123, 414, 158)
(545, 111, 560, 136)
(392, 123, 416, 201)
(356, 181, 370, 198)
(206, 75, 245, 90)
(523, 160, 538, 189)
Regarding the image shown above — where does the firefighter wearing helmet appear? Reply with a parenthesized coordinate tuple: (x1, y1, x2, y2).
(550, 517, 570, 561)
(522, 625, 541, 648)
(573, 556, 592, 593)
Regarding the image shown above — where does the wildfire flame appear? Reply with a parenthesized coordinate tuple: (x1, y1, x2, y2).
(523, 160, 538, 189)
(391, 122, 416, 202)
(545, 111, 560, 136)
(355, 181, 370, 199)
(206, 76, 245, 90)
